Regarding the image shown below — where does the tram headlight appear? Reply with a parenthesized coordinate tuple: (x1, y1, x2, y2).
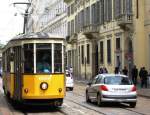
(40, 82, 48, 90)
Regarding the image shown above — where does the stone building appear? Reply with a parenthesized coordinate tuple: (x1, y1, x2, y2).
(64, 0, 150, 80)
(26, 0, 68, 38)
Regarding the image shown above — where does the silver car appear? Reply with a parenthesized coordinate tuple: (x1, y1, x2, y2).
(65, 70, 74, 91)
(86, 74, 137, 108)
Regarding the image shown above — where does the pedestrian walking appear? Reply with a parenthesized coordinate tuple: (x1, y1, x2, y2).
(131, 65, 138, 85)
(139, 67, 143, 81)
(103, 67, 108, 73)
(122, 66, 128, 75)
(99, 67, 103, 74)
(140, 67, 148, 88)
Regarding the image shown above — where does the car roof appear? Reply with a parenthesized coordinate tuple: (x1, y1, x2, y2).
(98, 74, 128, 78)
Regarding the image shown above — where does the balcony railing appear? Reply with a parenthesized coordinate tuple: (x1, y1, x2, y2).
(82, 24, 99, 34)
(117, 14, 133, 27)
(64, 0, 73, 3)
(66, 33, 77, 43)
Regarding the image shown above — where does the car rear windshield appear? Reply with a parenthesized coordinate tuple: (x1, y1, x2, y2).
(104, 76, 132, 85)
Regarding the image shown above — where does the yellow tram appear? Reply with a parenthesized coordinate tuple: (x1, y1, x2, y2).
(2, 32, 65, 106)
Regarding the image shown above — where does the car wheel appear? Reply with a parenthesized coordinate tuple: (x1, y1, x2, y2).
(97, 94, 102, 106)
(129, 102, 136, 108)
(86, 91, 90, 102)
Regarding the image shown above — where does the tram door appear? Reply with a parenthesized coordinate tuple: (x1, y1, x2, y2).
(14, 46, 22, 100)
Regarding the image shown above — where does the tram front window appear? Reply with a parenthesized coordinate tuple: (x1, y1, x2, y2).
(54, 43, 62, 73)
(24, 44, 34, 73)
(36, 43, 52, 73)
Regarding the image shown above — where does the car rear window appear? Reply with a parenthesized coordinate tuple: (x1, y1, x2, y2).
(104, 76, 132, 85)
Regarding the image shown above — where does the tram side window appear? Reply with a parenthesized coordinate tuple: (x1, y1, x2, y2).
(2, 52, 6, 73)
(24, 44, 34, 73)
(36, 43, 52, 73)
(6, 49, 10, 72)
(54, 43, 62, 73)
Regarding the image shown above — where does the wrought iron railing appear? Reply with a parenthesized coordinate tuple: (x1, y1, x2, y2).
(117, 13, 133, 26)
(82, 24, 99, 34)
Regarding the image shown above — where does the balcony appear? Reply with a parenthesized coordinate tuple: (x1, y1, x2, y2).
(64, 0, 72, 3)
(117, 14, 133, 30)
(82, 24, 99, 39)
(82, 24, 99, 33)
(66, 33, 77, 43)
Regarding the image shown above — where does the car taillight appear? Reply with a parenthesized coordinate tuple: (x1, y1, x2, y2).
(100, 85, 108, 91)
(131, 85, 136, 91)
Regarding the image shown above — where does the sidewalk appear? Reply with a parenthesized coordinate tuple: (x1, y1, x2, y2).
(137, 88, 150, 98)
(75, 78, 150, 98)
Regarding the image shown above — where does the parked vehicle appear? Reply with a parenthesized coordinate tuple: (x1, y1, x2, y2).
(86, 74, 137, 108)
(65, 70, 74, 91)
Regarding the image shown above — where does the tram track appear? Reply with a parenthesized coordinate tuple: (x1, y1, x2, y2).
(65, 98, 107, 115)
(66, 91, 148, 115)
(21, 109, 68, 115)
(20, 105, 69, 115)
(3, 94, 68, 115)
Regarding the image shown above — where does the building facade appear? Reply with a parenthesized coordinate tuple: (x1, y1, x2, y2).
(64, 0, 150, 80)
(26, 0, 68, 38)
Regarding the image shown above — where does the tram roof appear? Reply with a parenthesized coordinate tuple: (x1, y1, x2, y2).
(11, 32, 64, 41)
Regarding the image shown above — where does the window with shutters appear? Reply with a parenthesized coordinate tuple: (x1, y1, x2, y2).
(83, 9, 86, 27)
(108, 0, 112, 21)
(100, 41, 104, 64)
(107, 39, 111, 64)
(81, 45, 84, 64)
(104, 0, 108, 21)
(96, 1, 100, 24)
(68, 51, 71, 67)
(68, 21, 71, 36)
(116, 38, 120, 50)
(91, 3, 95, 24)
(100, 0, 104, 24)
(71, 3, 74, 14)
(75, 15, 78, 33)
(85, 7, 90, 26)
(87, 44, 90, 64)
(78, 12, 81, 31)
(94, 3, 97, 24)
(67, 6, 70, 16)
(126, 0, 132, 14)
(123, 0, 126, 14)
(71, 20, 74, 35)
(81, 10, 84, 28)
(114, 0, 121, 18)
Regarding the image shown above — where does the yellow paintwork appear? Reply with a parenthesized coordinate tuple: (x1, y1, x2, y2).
(22, 74, 65, 99)
(10, 74, 14, 97)
(3, 73, 65, 100)
(2, 73, 14, 98)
